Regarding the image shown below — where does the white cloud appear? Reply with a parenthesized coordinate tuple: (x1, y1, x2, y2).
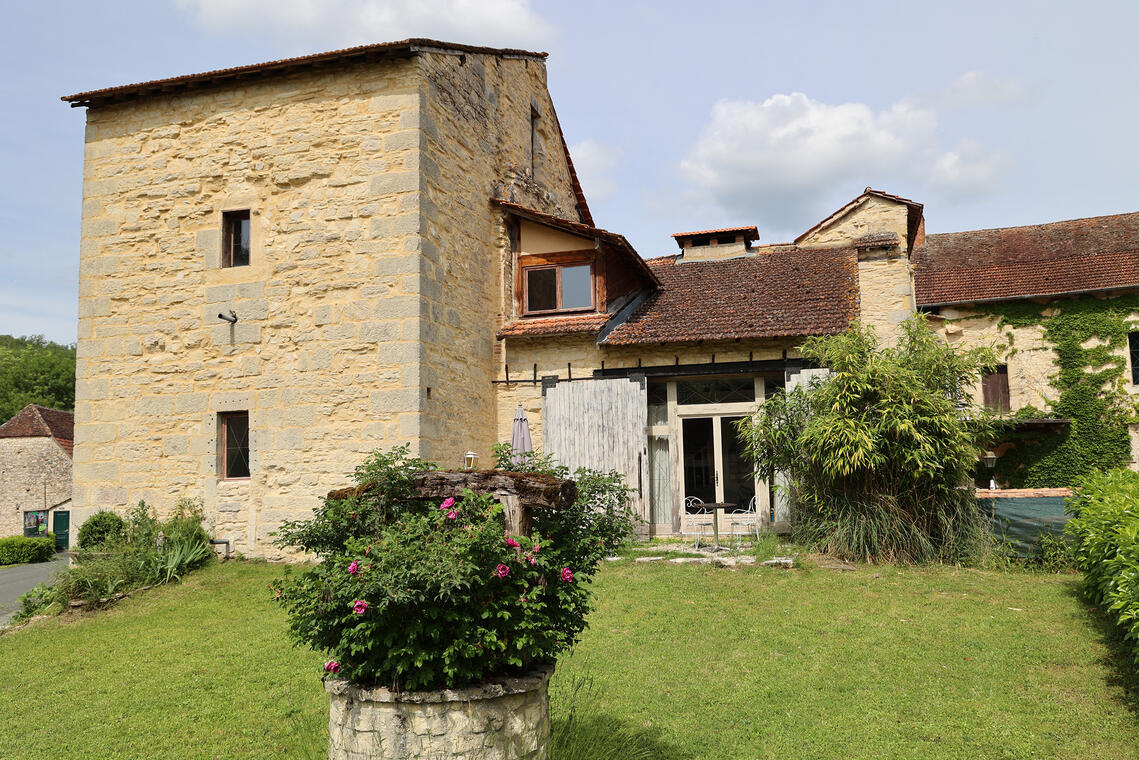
(173, 0, 555, 51)
(679, 89, 1011, 234)
(569, 139, 620, 203)
(911, 70, 1032, 110)
(931, 139, 1012, 196)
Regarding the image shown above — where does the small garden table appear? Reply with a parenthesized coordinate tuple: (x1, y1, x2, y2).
(702, 502, 737, 549)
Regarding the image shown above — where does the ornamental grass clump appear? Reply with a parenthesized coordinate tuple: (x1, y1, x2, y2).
(739, 317, 1002, 564)
(273, 446, 597, 691)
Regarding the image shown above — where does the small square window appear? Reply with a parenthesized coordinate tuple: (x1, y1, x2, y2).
(523, 264, 594, 314)
(219, 411, 250, 479)
(222, 210, 251, 268)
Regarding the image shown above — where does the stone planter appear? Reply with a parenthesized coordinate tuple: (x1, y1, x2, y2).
(325, 667, 552, 760)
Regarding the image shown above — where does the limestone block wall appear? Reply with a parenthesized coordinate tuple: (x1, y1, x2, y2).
(797, 195, 916, 342)
(799, 195, 910, 249)
(856, 252, 916, 342)
(939, 307, 1058, 411)
(0, 438, 72, 538)
(417, 51, 581, 468)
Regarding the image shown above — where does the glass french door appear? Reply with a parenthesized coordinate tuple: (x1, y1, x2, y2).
(681, 415, 755, 508)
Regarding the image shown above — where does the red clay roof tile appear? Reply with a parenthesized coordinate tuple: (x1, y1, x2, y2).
(914, 212, 1139, 306)
(497, 312, 611, 339)
(0, 405, 75, 455)
(601, 248, 859, 345)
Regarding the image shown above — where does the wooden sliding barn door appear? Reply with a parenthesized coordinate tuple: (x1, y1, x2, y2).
(542, 376, 649, 519)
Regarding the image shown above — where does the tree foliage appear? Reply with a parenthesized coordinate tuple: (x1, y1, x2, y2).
(0, 334, 76, 420)
(739, 317, 1001, 564)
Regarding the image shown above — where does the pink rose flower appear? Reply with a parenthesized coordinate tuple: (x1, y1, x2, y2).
(495, 563, 510, 579)
(532, 543, 541, 554)
(439, 497, 455, 511)
(529, 557, 537, 566)
(560, 567, 574, 583)
(324, 661, 341, 674)
(446, 510, 457, 520)
(505, 537, 520, 548)
(352, 599, 369, 614)
(520, 596, 527, 603)
(347, 560, 359, 575)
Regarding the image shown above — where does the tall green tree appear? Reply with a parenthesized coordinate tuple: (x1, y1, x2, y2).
(0, 335, 76, 421)
(739, 317, 1001, 564)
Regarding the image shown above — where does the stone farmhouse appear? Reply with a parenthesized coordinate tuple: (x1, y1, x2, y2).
(63, 39, 1139, 555)
(1, 405, 74, 548)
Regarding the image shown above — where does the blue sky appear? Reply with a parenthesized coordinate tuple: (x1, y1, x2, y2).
(3, 0, 1138, 343)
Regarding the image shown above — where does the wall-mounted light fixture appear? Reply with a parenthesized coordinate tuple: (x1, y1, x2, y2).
(463, 451, 479, 471)
(982, 450, 997, 470)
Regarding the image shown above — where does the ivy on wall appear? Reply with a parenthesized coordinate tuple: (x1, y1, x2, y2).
(973, 295, 1139, 488)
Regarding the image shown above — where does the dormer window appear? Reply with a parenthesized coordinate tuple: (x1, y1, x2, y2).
(523, 263, 593, 314)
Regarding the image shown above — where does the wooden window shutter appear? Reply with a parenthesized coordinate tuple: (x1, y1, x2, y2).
(982, 366, 1010, 413)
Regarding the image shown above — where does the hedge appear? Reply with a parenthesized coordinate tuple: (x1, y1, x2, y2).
(1066, 469, 1139, 665)
(0, 535, 56, 565)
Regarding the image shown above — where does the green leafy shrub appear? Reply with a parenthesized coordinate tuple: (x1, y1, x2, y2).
(493, 443, 639, 566)
(77, 510, 125, 549)
(738, 317, 1001, 564)
(1065, 469, 1139, 663)
(11, 499, 212, 621)
(274, 446, 604, 690)
(0, 535, 56, 565)
(274, 444, 435, 555)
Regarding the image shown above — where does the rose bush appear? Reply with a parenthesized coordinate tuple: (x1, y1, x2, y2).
(273, 447, 596, 691)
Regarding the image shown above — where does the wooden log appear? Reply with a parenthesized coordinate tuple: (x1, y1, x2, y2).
(410, 470, 576, 511)
(324, 470, 577, 539)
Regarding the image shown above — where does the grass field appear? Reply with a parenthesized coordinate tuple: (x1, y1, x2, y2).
(0, 558, 1135, 759)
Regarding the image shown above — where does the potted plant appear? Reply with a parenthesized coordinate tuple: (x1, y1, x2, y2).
(273, 446, 597, 760)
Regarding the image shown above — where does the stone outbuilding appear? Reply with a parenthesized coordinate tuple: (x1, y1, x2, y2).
(0, 404, 74, 548)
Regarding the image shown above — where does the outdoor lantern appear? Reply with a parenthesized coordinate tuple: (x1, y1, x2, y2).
(982, 450, 998, 470)
(464, 451, 479, 471)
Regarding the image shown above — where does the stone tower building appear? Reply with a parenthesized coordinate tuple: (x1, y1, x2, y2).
(64, 40, 590, 556)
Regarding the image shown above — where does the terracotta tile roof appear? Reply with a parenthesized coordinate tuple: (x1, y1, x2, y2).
(497, 312, 612, 339)
(914, 212, 1139, 306)
(601, 248, 859, 345)
(0, 404, 75, 457)
(671, 226, 759, 239)
(61, 39, 547, 107)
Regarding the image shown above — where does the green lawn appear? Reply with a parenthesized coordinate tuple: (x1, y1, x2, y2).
(1, 559, 1135, 759)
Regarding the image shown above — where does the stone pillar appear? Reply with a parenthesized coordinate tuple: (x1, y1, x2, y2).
(325, 667, 552, 759)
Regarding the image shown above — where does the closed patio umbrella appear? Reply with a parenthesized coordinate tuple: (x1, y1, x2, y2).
(510, 405, 533, 467)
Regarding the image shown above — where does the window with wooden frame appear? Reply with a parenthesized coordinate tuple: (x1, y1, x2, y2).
(219, 411, 250, 479)
(222, 210, 251, 268)
(522, 263, 594, 314)
(982, 365, 1010, 413)
(1129, 332, 1139, 384)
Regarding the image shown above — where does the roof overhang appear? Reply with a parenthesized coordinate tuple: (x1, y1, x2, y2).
(493, 199, 660, 287)
(62, 38, 548, 109)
